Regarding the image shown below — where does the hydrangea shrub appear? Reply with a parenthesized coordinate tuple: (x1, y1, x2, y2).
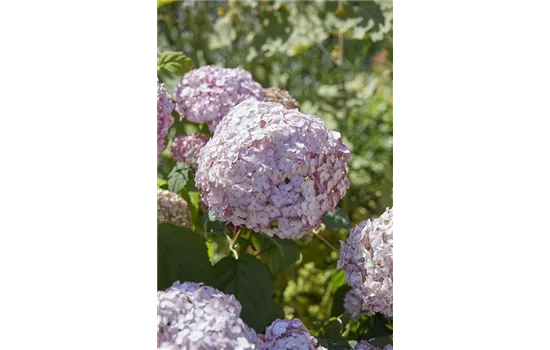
(157, 47, 392, 348)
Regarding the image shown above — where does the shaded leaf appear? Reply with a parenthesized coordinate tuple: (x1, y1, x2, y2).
(158, 223, 215, 290)
(368, 336, 392, 348)
(331, 284, 351, 317)
(259, 235, 300, 275)
(323, 208, 351, 229)
(214, 254, 280, 333)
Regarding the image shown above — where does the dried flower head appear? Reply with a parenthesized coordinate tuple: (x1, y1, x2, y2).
(263, 87, 299, 110)
(195, 99, 350, 239)
(158, 82, 175, 155)
(174, 66, 264, 126)
(158, 281, 262, 349)
(338, 208, 393, 317)
(171, 133, 209, 169)
(260, 318, 326, 350)
(157, 190, 192, 228)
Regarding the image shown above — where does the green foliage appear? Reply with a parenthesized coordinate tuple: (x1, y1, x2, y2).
(323, 208, 351, 229)
(167, 162, 189, 194)
(157, 51, 194, 76)
(157, 0, 393, 345)
(157, 223, 215, 290)
(257, 235, 300, 275)
(214, 254, 283, 333)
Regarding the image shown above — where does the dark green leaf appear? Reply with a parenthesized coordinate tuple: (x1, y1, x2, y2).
(331, 284, 351, 317)
(259, 235, 300, 275)
(315, 317, 350, 349)
(323, 208, 351, 229)
(202, 211, 226, 236)
(367, 336, 393, 348)
(214, 254, 280, 333)
(167, 163, 190, 194)
(158, 223, 215, 290)
(318, 338, 352, 350)
(363, 314, 392, 340)
(157, 51, 194, 76)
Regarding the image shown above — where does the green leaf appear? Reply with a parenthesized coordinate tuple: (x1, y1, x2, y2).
(367, 336, 393, 348)
(363, 314, 392, 340)
(259, 235, 300, 275)
(206, 234, 230, 265)
(157, 178, 167, 189)
(157, 0, 174, 9)
(167, 163, 190, 194)
(214, 254, 281, 333)
(330, 270, 348, 293)
(315, 317, 350, 349)
(157, 51, 194, 76)
(322, 208, 351, 229)
(318, 339, 352, 350)
(331, 284, 351, 317)
(158, 223, 215, 290)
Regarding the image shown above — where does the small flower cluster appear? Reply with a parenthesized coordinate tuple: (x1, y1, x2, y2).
(354, 340, 393, 350)
(171, 133, 209, 169)
(174, 66, 264, 127)
(157, 190, 192, 228)
(263, 87, 299, 110)
(158, 82, 175, 155)
(195, 99, 350, 239)
(338, 207, 393, 318)
(157, 281, 262, 349)
(260, 318, 326, 350)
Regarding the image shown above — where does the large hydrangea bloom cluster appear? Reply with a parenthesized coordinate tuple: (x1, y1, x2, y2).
(260, 319, 326, 350)
(157, 281, 262, 349)
(171, 133, 209, 169)
(354, 340, 393, 350)
(195, 99, 350, 239)
(337, 207, 393, 318)
(158, 82, 174, 155)
(174, 66, 264, 127)
(263, 87, 299, 110)
(157, 190, 192, 228)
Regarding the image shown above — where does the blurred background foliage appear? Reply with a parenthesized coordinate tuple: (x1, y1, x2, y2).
(158, 0, 392, 338)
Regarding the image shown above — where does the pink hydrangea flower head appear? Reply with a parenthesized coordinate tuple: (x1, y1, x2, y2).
(174, 66, 264, 126)
(157, 281, 262, 349)
(158, 82, 175, 155)
(195, 99, 351, 239)
(171, 133, 209, 169)
(338, 207, 393, 317)
(354, 340, 393, 350)
(261, 318, 326, 350)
